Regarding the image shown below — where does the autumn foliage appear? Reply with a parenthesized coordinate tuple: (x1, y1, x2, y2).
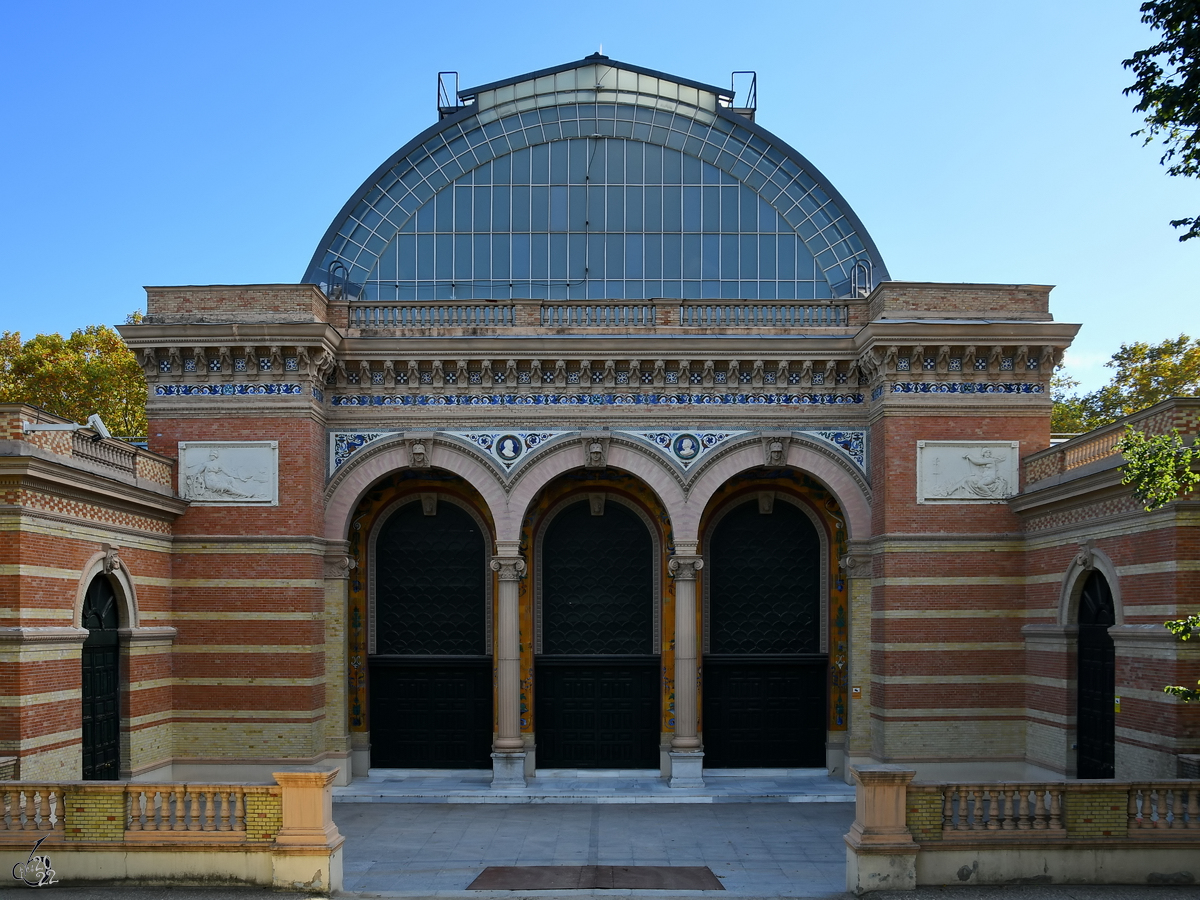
(0, 324, 147, 437)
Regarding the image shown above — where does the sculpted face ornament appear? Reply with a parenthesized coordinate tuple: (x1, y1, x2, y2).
(409, 442, 429, 468)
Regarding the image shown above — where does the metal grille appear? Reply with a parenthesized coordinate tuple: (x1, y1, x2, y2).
(82, 577, 120, 781)
(1077, 571, 1115, 779)
(374, 501, 486, 656)
(541, 501, 653, 656)
(708, 500, 821, 655)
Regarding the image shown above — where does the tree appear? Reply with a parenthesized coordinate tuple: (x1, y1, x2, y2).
(1163, 612, 1200, 701)
(1053, 334, 1200, 431)
(0, 323, 147, 437)
(1124, 0, 1200, 240)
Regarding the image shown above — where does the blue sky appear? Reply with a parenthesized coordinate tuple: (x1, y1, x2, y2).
(2, 0, 1196, 391)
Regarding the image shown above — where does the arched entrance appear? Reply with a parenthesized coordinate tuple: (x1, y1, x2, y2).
(369, 495, 493, 768)
(702, 496, 827, 768)
(1077, 570, 1115, 779)
(81, 575, 121, 780)
(535, 497, 659, 768)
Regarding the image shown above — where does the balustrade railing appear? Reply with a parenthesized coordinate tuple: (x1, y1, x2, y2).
(679, 302, 848, 328)
(126, 785, 250, 833)
(540, 303, 656, 327)
(1129, 783, 1200, 831)
(940, 784, 1063, 833)
(349, 303, 515, 328)
(0, 786, 65, 832)
(71, 432, 138, 475)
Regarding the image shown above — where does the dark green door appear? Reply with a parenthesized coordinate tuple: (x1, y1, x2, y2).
(1077, 571, 1115, 779)
(703, 499, 827, 768)
(536, 500, 659, 768)
(82, 576, 120, 780)
(370, 500, 493, 768)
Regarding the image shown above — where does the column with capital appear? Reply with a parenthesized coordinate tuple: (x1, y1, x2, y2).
(668, 552, 704, 787)
(490, 553, 526, 787)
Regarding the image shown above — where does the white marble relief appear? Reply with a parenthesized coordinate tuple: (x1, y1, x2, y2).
(916, 441, 1019, 504)
(179, 441, 278, 505)
(448, 432, 559, 469)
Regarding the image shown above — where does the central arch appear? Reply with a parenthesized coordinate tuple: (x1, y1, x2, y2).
(533, 491, 662, 769)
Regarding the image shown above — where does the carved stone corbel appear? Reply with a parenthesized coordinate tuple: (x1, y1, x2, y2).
(295, 346, 310, 375)
(762, 433, 790, 467)
(677, 359, 691, 387)
(192, 347, 207, 379)
(627, 359, 642, 389)
(505, 359, 519, 386)
(936, 346, 951, 374)
(553, 359, 567, 388)
(407, 437, 431, 469)
(839, 553, 867, 574)
(726, 359, 740, 386)
(359, 360, 373, 387)
(799, 360, 814, 387)
(1040, 345, 1058, 372)
(775, 360, 789, 387)
(420, 493, 438, 516)
(242, 346, 258, 379)
(988, 346, 1004, 374)
(578, 359, 592, 389)
(407, 360, 420, 389)
(383, 359, 396, 387)
(652, 359, 666, 388)
(588, 493, 606, 516)
(581, 432, 610, 469)
(168, 347, 183, 374)
(456, 359, 470, 386)
(1075, 539, 1095, 571)
(1014, 346, 1030, 372)
(963, 345, 977, 373)
(602, 359, 616, 388)
(100, 543, 122, 575)
(431, 360, 446, 388)
(141, 348, 158, 377)
(269, 346, 284, 373)
(481, 359, 496, 386)
(822, 360, 837, 386)
(702, 360, 715, 388)
(757, 491, 775, 514)
(751, 360, 765, 388)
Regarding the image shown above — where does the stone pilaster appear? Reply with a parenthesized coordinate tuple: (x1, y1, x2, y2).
(669, 553, 704, 787)
(490, 554, 527, 787)
(842, 544, 873, 780)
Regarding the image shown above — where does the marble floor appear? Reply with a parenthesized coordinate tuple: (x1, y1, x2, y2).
(334, 798, 855, 897)
(334, 767, 857, 805)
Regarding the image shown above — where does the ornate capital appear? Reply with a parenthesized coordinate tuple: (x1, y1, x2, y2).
(839, 554, 864, 573)
(668, 556, 704, 581)
(490, 556, 527, 581)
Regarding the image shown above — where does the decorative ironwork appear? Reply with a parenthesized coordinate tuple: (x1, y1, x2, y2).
(707, 500, 821, 655)
(1077, 571, 1115, 779)
(372, 501, 487, 656)
(540, 501, 653, 656)
(81, 577, 120, 781)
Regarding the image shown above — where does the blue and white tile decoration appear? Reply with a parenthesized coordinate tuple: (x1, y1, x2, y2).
(626, 431, 746, 469)
(446, 431, 559, 469)
(890, 382, 1044, 395)
(330, 431, 395, 472)
(155, 383, 304, 396)
(807, 430, 867, 472)
(327, 427, 868, 477)
(328, 391, 864, 407)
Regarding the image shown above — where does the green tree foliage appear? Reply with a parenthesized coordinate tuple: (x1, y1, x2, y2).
(1163, 612, 1200, 701)
(0, 324, 147, 436)
(1052, 334, 1200, 432)
(1124, 0, 1200, 240)
(1116, 425, 1200, 509)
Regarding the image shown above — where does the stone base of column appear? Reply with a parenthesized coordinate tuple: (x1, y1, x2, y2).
(490, 752, 527, 788)
(668, 750, 705, 788)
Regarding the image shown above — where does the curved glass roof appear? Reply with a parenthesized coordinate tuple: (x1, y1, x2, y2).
(305, 56, 888, 301)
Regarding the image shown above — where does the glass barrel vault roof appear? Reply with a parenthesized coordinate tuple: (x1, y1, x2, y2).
(304, 56, 888, 302)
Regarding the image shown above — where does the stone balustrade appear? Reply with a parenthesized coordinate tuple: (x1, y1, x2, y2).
(343, 298, 858, 332)
(846, 766, 1200, 894)
(0, 772, 340, 891)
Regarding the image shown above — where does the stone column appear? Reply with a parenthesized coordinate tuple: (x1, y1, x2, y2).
(668, 553, 704, 788)
(490, 553, 527, 787)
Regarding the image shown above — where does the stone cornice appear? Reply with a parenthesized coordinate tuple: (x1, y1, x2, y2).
(0, 626, 89, 645)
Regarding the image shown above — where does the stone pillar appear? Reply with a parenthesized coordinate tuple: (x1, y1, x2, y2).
(842, 546, 873, 783)
(490, 552, 527, 787)
(844, 765, 917, 895)
(272, 770, 345, 892)
(668, 553, 704, 788)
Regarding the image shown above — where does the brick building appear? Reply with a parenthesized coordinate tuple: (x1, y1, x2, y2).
(2, 56, 1195, 787)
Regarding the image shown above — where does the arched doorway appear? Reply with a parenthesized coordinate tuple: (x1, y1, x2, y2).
(702, 497, 827, 767)
(535, 497, 659, 768)
(369, 496, 493, 768)
(81, 575, 121, 780)
(1077, 570, 1115, 779)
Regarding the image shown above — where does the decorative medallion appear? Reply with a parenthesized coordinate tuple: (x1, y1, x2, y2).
(448, 432, 558, 469)
(624, 431, 747, 469)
